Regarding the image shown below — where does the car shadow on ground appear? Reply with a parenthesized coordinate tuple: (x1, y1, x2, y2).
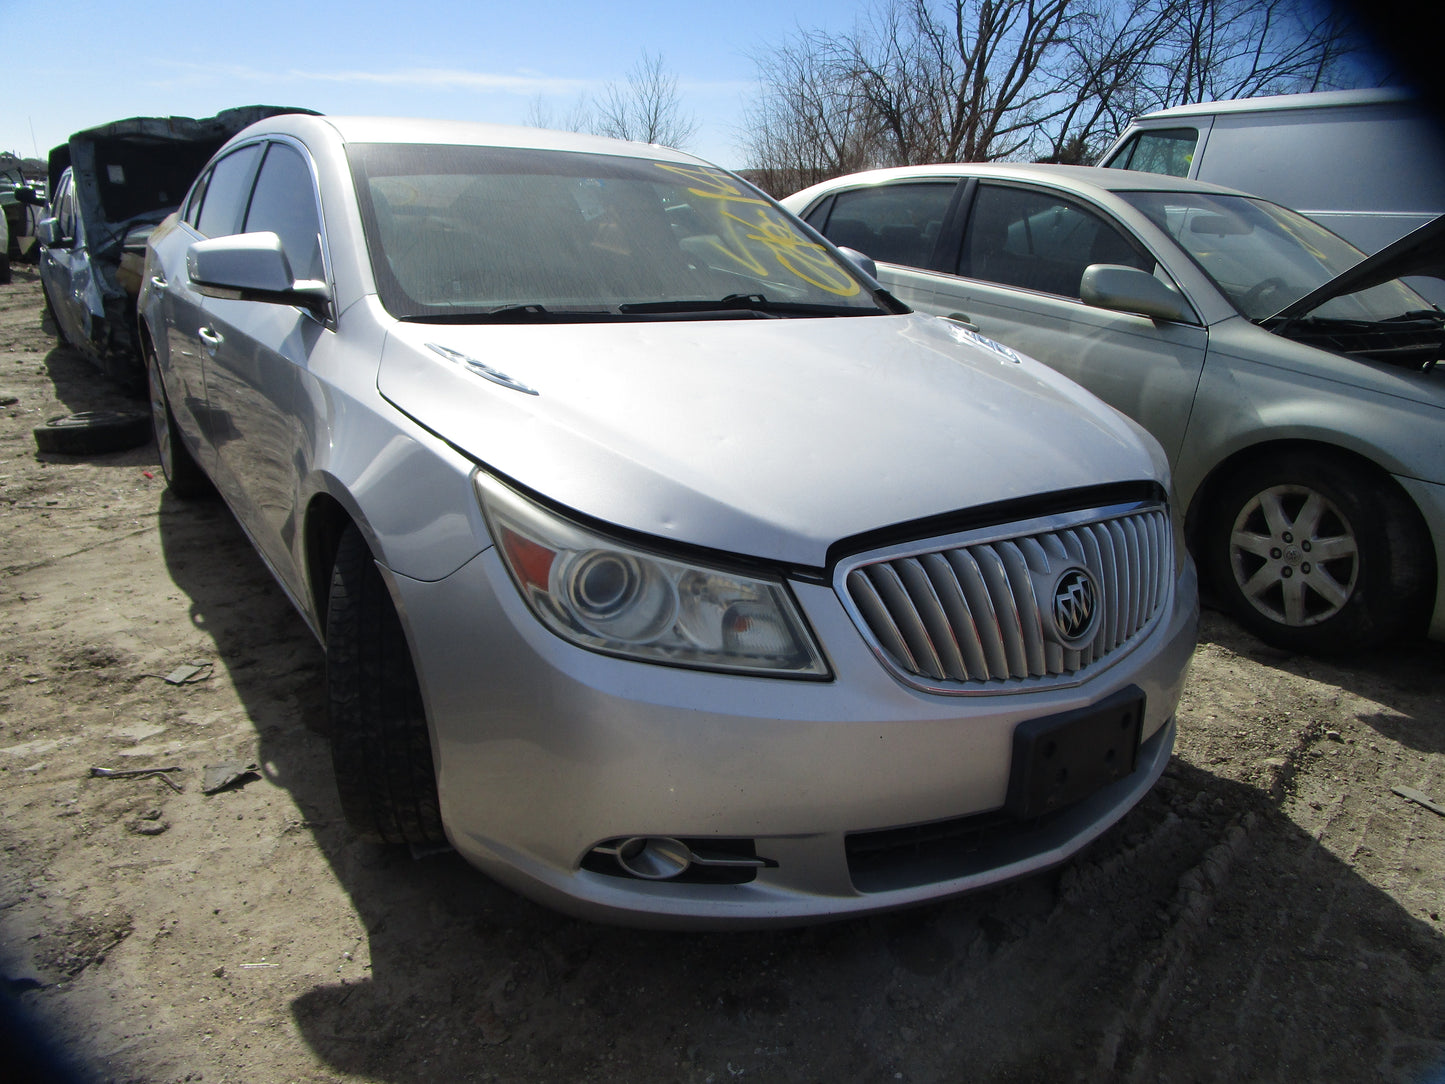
(34, 334, 145, 416)
(152, 494, 1445, 1083)
(1196, 607, 1445, 757)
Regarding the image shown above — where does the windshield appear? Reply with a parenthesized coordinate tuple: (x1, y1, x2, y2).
(347, 144, 886, 321)
(1119, 191, 1433, 322)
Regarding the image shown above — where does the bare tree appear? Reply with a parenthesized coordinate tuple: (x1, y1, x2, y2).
(1039, 0, 1182, 162)
(847, 0, 1088, 164)
(524, 94, 594, 134)
(1102, 0, 1378, 116)
(743, 28, 884, 194)
(592, 52, 699, 149)
(744, 0, 1380, 179)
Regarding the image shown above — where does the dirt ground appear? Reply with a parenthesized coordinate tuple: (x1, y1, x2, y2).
(0, 265, 1442, 1084)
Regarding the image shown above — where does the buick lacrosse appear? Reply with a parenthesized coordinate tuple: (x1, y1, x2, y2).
(140, 115, 1197, 926)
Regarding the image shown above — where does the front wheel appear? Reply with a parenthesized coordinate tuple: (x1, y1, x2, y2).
(1202, 452, 1431, 653)
(326, 524, 446, 846)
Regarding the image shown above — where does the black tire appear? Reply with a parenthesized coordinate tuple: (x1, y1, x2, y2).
(1202, 451, 1432, 653)
(326, 524, 445, 846)
(33, 411, 151, 455)
(146, 344, 211, 498)
(40, 285, 61, 339)
(0, 253, 11, 285)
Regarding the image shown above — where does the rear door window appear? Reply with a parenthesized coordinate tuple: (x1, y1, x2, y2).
(818, 182, 958, 269)
(1106, 128, 1199, 177)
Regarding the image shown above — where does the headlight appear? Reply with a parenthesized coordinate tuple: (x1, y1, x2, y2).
(476, 474, 830, 677)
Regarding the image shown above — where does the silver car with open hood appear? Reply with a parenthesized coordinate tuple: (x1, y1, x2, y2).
(785, 164, 1445, 655)
(139, 115, 1197, 926)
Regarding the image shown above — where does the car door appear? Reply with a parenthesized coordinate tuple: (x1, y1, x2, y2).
(151, 141, 267, 472)
(820, 179, 1210, 465)
(39, 171, 94, 349)
(198, 138, 333, 603)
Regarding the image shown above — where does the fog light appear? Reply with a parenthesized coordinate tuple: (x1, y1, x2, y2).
(582, 836, 771, 884)
(616, 836, 693, 880)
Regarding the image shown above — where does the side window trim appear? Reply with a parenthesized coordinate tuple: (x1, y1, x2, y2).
(803, 193, 835, 232)
(183, 171, 207, 228)
(248, 134, 332, 295)
(930, 177, 975, 274)
(238, 135, 334, 325)
(242, 136, 330, 282)
(193, 141, 265, 239)
(56, 172, 78, 240)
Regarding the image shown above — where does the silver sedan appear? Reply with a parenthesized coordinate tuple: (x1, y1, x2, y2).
(784, 165, 1445, 655)
(140, 116, 1196, 926)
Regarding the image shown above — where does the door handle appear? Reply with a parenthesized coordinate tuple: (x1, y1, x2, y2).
(150, 275, 167, 290)
(945, 312, 980, 332)
(198, 326, 223, 350)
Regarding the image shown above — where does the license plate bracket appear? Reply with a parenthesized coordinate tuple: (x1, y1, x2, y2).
(1005, 686, 1145, 820)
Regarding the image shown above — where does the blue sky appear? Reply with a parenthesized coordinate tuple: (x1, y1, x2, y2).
(0, 0, 862, 168)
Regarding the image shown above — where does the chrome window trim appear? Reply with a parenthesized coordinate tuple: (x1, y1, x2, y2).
(248, 134, 337, 328)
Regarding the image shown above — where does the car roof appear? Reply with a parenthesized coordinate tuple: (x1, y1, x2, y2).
(1129, 87, 1414, 121)
(800, 162, 1257, 200)
(233, 112, 708, 166)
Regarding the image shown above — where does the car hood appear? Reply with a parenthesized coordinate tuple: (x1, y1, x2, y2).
(1268, 213, 1445, 322)
(377, 313, 1162, 567)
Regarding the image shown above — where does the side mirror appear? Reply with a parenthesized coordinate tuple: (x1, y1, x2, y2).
(36, 217, 67, 248)
(837, 245, 879, 282)
(188, 232, 330, 319)
(12, 185, 43, 207)
(1080, 264, 1193, 323)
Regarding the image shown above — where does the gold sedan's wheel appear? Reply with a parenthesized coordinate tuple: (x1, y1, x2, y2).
(1205, 452, 1431, 653)
(1227, 483, 1359, 628)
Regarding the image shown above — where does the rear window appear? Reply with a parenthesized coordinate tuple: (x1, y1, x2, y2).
(1106, 128, 1199, 178)
(818, 183, 957, 269)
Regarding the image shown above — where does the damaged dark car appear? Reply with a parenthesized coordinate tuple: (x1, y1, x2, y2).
(33, 106, 316, 386)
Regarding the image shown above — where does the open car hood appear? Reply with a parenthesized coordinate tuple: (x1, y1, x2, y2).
(47, 106, 323, 271)
(1268, 213, 1445, 322)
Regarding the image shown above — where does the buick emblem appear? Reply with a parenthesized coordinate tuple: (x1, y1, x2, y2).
(1051, 567, 1100, 647)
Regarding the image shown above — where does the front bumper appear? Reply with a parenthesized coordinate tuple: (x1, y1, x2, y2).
(393, 547, 1198, 928)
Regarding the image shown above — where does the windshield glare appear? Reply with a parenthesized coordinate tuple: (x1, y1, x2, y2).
(1120, 191, 1431, 322)
(348, 144, 881, 320)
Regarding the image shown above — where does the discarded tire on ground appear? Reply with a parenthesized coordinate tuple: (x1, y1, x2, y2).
(33, 411, 152, 455)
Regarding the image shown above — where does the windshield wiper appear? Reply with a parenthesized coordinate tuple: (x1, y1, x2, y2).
(617, 293, 873, 317)
(1262, 313, 1445, 371)
(1380, 309, 1445, 324)
(399, 303, 613, 324)
(1262, 311, 1445, 332)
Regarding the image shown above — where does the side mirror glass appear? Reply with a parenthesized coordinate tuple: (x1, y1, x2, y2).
(1080, 264, 1193, 323)
(188, 232, 330, 318)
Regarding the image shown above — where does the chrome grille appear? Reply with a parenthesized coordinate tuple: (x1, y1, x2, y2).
(839, 504, 1173, 692)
